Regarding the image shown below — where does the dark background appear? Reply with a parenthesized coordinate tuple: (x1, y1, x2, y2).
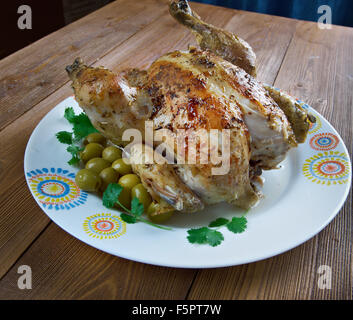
(1, 0, 353, 60)
(194, 0, 353, 27)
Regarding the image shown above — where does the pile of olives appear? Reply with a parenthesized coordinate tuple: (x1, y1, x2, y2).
(75, 133, 173, 223)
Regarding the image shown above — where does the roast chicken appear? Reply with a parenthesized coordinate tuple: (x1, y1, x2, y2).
(66, 0, 314, 213)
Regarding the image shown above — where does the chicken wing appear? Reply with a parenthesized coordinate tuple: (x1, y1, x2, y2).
(66, 58, 152, 146)
(263, 85, 316, 143)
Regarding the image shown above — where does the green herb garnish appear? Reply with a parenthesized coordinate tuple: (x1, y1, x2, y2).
(187, 215, 248, 247)
(102, 183, 172, 231)
(56, 131, 73, 145)
(66, 145, 82, 165)
(72, 113, 98, 140)
(226, 216, 247, 234)
(208, 217, 229, 228)
(56, 107, 98, 165)
(187, 227, 224, 247)
(64, 107, 76, 124)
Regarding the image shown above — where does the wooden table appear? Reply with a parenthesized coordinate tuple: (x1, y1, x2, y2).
(0, 0, 352, 300)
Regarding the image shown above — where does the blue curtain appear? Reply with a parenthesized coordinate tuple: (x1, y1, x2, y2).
(192, 0, 353, 27)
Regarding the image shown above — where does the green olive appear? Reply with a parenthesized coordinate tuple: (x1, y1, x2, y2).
(147, 202, 173, 223)
(84, 132, 106, 146)
(80, 143, 104, 163)
(112, 158, 132, 175)
(118, 174, 141, 190)
(115, 186, 131, 210)
(131, 184, 152, 212)
(75, 169, 101, 192)
(85, 157, 111, 174)
(102, 146, 122, 163)
(99, 167, 119, 191)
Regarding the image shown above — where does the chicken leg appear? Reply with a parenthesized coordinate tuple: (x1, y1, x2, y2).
(169, 0, 257, 76)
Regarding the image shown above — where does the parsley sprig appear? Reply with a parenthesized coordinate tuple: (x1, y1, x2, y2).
(187, 227, 224, 247)
(102, 183, 172, 231)
(187, 215, 248, 247)
(56, 107, 98, 165)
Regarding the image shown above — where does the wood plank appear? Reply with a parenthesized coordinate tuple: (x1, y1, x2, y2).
(0, 178, 50, 278)
(0, 0, 168, 131)
(0, 87, 71, 279)
(0, 223, 196, 299)
(188, 22, 353, 300)
(0, 4, 299, 291)
(222, 12, 299, 85)
(187, 241, 318, 300)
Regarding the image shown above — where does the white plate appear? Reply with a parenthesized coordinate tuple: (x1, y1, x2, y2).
(24, 96, 352, 268)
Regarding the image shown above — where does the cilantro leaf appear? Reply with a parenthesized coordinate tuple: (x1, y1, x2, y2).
(64, 107, 76, 124)
(120, 213, 137, 224)
(66, 145, 81, 165)
(56, 131, 73, 145)
(57, 107, 102, 167)
(131, 197, 144, 217)
(209, 217, 229, 228)
(205, 229, 224, 247)
(226, 216, 247, 234)
(68, 155, 80, 165)
(72, 113, 98, 140)
(187, 227, 224, 247)
(187, 227, 209, 244)
(102, 183, 123, 208)
(103, 186, 172, 230)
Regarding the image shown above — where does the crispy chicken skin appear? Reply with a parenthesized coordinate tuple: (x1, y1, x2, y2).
(65, 1, 314, 212)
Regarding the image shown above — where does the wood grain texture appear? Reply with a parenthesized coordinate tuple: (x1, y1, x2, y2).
(0, 0, 352, 300)
(0, 85, 72, 279)
(0, 223, 196, 300)
(0, 178, 50, 278)
(188, 21, 353, 300)
(0, 0, 168, 131)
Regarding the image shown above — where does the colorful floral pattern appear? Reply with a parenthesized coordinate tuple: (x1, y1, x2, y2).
(83, 213, 126, 239)
(309, 133, 339, 151)
(302, 151, 350, 185)
(27, 168, 87, 210)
